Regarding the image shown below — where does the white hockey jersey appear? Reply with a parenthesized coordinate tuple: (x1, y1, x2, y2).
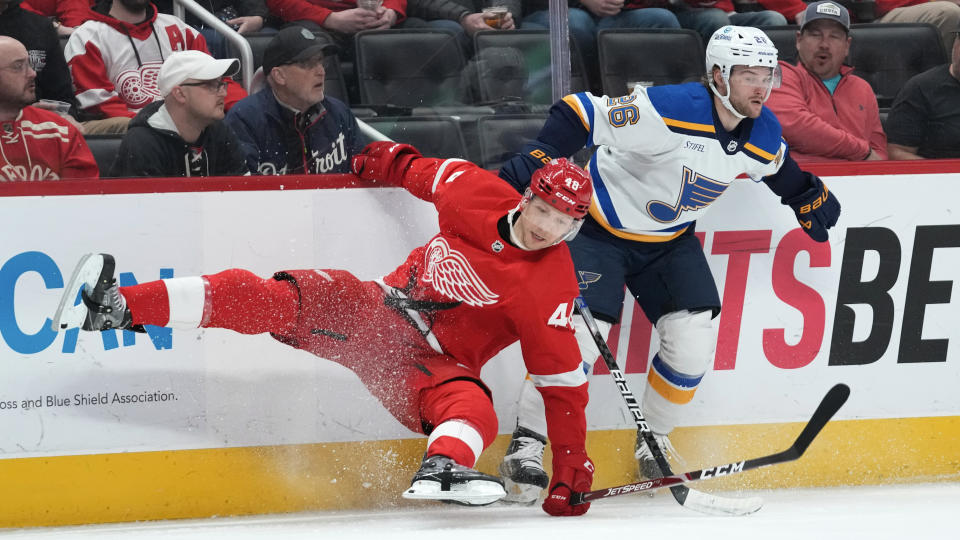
(561, 83, 788, 242)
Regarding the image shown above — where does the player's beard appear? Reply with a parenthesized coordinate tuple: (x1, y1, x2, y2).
(118, 0, 151, 11)
(729, 92, 763, 119)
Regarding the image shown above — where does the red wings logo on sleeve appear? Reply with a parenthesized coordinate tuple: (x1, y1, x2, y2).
(421, 237, 500, 307)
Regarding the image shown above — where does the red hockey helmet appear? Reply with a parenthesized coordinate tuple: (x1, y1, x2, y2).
(529, 158, 592, 219)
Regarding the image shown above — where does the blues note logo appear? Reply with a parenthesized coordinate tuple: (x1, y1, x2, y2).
(577, 271, 602, 290)
(647, 166, 728, 223)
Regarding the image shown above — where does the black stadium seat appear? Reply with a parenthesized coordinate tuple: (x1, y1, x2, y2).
(760, 25, 799, 64)
(83, 135, 123, 177)
(597, 29, 705, 96)
(847, 23, 946, 108)
(354, 29, 466, 108)
(472, 30, 590, 105)
(362, 116, 468, 159)
(476, 114, 546, 170)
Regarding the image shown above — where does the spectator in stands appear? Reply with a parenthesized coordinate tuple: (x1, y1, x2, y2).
(265, 0, 405, 58)
(152, 1, 275, 59)
(885, 27, 960, 159)
(522, 1, 681, 78)
(225, 26, 362, 175)
(400, 0, 517, 55)
(766, 1, 886, 161)
(670, 1, 787, 43)
(110, 50, 248, 177)
(873, 1, 960, 54)
(20, 0, 93, 36)
(0, 36, 98, 180)
(65, 0, 247, 135)
(0, 0, 82, 117)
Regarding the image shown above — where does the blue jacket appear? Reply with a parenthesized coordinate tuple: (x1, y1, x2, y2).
(225, 88, 363, 175)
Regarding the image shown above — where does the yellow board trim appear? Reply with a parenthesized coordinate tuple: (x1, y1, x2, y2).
(647, 368, 698, 405)
(1, 416, 958, 528)
(588, 200, 688, 243)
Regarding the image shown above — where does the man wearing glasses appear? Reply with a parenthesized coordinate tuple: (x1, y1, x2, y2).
(225, 26, 363, 176)
(110, 50, 249, 177)
(0, 36, 98, 181)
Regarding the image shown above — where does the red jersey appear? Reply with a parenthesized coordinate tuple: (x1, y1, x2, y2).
(0, 106, 99, 181)
(21, 0, 94, 28)
(381, 158, 589, 452)
(266, 0, 407, 26)
(64, 5, 245, 119)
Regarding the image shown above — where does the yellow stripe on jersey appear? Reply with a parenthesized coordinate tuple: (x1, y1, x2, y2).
(744, 142, 775, 161)
(588, 200, 689, 243)
(563, 94, 591, 132)
(647, 367, 699, 404)
(662, 117, 716, 134)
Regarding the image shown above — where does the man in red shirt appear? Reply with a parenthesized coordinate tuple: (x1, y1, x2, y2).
(766, 1, 887, 161)
(267, 0, 405, 58)
(0, 36, 98, 180)
(53, 145, 596, 516)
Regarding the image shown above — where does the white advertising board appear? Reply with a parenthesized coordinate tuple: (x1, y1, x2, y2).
(1, 172, 958, 459)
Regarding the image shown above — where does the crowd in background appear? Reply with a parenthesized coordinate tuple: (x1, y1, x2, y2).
(1, 0, 959, 181)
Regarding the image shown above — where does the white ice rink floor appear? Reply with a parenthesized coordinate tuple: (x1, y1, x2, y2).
(3, 483, 958, 540)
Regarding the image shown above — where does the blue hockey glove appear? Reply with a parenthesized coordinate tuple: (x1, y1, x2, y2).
(783, 177, 840, 242)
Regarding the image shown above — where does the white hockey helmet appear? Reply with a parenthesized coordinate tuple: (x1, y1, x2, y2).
(705, 26, 781, 119)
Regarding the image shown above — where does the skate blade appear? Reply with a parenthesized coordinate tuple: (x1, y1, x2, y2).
(50, 253, 102, 331)
(402, 480, 506, 506)
(499, 478, 542, 505)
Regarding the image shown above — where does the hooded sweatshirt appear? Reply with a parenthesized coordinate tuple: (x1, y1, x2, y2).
(0, 0, 79, 107)
(64, 2, 246, 119)
(109, 100, 248, 178)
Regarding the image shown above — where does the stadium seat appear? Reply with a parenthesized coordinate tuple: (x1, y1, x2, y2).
(354, 29, 466, 108)
(238, 33, 349, 103)
(84, 135, 123, 177)
(597, 29, 705, 96)
(848, 23, 946, 108)
(471, 30, 590, 105)
(760, 25, 799, 64)
(476, 114, 547, 170)
(362, 116, 468, 159)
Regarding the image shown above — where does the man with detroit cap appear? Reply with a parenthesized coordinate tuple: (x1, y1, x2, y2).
(225, 26, 363, 176)
(110, 50, 250, 177)
(766, 1, 887, 161)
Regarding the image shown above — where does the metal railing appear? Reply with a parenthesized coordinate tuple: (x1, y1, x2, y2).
(172, 0, 254, 92)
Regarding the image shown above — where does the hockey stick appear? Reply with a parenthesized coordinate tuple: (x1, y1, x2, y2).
(573, 382, 850, 505)
(574, 297, 765, 515)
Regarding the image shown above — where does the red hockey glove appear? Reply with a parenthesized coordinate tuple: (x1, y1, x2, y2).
(351, 141, 421, 185)
(783, 176, 841, 243)
(542, 448, 594, 517)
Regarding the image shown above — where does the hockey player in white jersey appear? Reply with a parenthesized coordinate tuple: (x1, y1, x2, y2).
(496, 26, 842, 503)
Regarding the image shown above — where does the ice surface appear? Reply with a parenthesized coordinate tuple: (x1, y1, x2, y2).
(3, 483, 957, 540)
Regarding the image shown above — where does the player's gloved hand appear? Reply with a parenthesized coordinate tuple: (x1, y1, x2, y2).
(351, 141, 421, 184)
(783, 176, 840, 242)
(542, 448, 594, 517)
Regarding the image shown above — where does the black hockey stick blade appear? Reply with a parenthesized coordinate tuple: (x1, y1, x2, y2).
(572, 383, 850, 506)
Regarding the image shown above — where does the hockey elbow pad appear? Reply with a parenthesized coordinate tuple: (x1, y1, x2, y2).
(783, 176, 841, 242)
(351, 141, 422, 185)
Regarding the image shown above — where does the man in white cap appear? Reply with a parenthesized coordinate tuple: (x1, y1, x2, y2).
(110, 50, 249, 177)
(766, 1, 886, 161)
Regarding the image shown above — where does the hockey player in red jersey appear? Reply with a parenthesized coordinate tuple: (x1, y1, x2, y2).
(52, 142, 597, 516)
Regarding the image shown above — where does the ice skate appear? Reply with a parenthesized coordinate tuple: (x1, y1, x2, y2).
(402, 454, 506, 506)
(635, 431, 686, 483)
(51, 253, 132, 331)
(498, 427, 549, 504)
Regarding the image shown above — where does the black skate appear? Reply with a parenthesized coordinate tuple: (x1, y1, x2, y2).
(498, 426, 549, 504)
(51, 253, 133, 331)
(402, 454, 506, 506)
(635, 431, 686, 484)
